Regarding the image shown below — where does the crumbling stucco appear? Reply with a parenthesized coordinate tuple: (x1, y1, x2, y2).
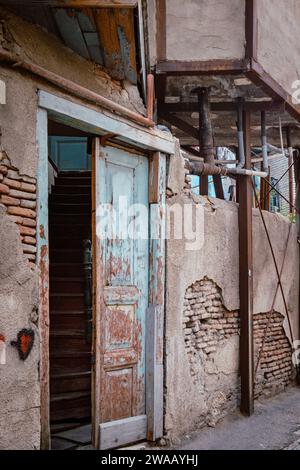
(0, 206, 39, 450)
(165, 182, 299, 441)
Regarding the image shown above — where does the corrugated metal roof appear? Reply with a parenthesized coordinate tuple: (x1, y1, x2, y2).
(3, 4, 138, 83)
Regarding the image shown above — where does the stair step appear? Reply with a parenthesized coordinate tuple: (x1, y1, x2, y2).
(52, 186, 91, 195)
(55, 177, 92, 186)
(51, 391, 90, 402)
(50, 294, 84, 310)
(50, 249, 83, 263)
(50, 264, 84, 277)
(50, 329, 85, 338)
(51, 371, 91, 380)
(51, 238, 89, 249)
(50, 310, 85, 316)
(50, 194, 91, 204)
(49, 203, 91, 215)
(50, 351, 91, 359)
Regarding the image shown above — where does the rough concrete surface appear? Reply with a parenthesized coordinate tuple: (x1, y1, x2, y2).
(166, 0, 245, 61)
(177, 387, 300, 450)
(257, 0, 300, 96)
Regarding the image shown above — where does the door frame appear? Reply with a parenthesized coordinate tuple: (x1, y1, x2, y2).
(37, 90, 175, 449)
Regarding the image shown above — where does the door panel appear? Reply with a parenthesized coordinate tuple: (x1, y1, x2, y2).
(92, 141, 149, 448)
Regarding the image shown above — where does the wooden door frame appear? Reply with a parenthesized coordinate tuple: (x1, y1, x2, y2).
(37, 90, 174, 449)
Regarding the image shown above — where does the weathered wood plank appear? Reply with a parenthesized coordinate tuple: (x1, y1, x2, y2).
(37, 108, 50, 450)
(149, 152, 160, 204)
(38, 91, 175, 154)
(99, 415, 147, 449)
(146, 305, 164, 441)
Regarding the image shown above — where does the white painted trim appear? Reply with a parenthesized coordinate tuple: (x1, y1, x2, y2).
(38, 90, 175, 154)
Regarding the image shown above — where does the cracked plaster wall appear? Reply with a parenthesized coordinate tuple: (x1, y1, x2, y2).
(165, 0, 246, 62)
(165, 153, 299, 442)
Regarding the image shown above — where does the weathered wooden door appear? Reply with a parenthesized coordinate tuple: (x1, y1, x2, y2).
(92, 140, 149, 449)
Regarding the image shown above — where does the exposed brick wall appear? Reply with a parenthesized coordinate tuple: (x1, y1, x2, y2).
(183, 278, 294, 401)
(0, 152, 37, 268)
(254, 312, 294, 398)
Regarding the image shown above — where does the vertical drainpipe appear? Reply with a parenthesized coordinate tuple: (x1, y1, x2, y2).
(261, 111, 269, 174)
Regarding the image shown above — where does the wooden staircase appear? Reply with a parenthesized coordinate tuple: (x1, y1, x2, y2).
(49, 171, 92, 427)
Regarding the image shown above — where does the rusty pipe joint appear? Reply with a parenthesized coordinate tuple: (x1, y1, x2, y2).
(188, 161, 228, 177)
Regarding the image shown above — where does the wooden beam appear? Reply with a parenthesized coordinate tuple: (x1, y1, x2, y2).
(37, 109, 50, 450)
(245, 0, 258, 60)
(50, 1, 138, 7)
(156, 0, 166, 62)
(239, 110, 254, 416)
(156, 59, 249, 76)
(149, 152, 160, 203)
(213, 175, 224, 200)
(39, 91, 176, 154)
(146, 305, 164, 441)
(159, 100, 285, 114)
(161, 112, 198, 140)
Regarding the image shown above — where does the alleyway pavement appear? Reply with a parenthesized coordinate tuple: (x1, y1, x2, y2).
(177, 387, 300, 450)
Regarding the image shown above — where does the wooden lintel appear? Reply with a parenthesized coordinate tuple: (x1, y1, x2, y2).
(160, 100, 284, 114)
(156, 0, 166, 62)
(161, 112, 198, 140)
(156, 59, 249, 76)
(245, 0, 258, 60)
(149, 152, 160, 204)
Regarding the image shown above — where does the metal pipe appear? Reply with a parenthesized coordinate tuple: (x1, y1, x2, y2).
(230, 168, 268, 178)
(261, 111, 269, 173)
(146, 73, 155, 121)
(0, 48, 155, 128)
(237, 98, 245, 168)
(188, 161, 228, 177)
(193, 87, 215, 166)
(188, 161, 268, 178)
(286, 127, 295, 214)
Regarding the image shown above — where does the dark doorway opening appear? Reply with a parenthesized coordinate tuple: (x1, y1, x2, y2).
(48, 120, 92, 449)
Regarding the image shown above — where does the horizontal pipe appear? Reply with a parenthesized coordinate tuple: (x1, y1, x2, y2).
(188, 161, 228, 177)
(0, 48, 155, 128)
(229, 168, 268, 178)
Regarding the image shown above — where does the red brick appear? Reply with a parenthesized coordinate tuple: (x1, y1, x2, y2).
(7, 206, 36, 219)
(22, 218, 37, 228)
(19, 225, 36, 236)
(3, 178, 21, 190)
(0, 195, 20, 206)
(23, 236, 36, 246)
(20, 182, 36, 193)
(0, 183, 9, 195)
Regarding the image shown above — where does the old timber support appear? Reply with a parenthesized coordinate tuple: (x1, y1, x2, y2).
(239, 110, 254, 415)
